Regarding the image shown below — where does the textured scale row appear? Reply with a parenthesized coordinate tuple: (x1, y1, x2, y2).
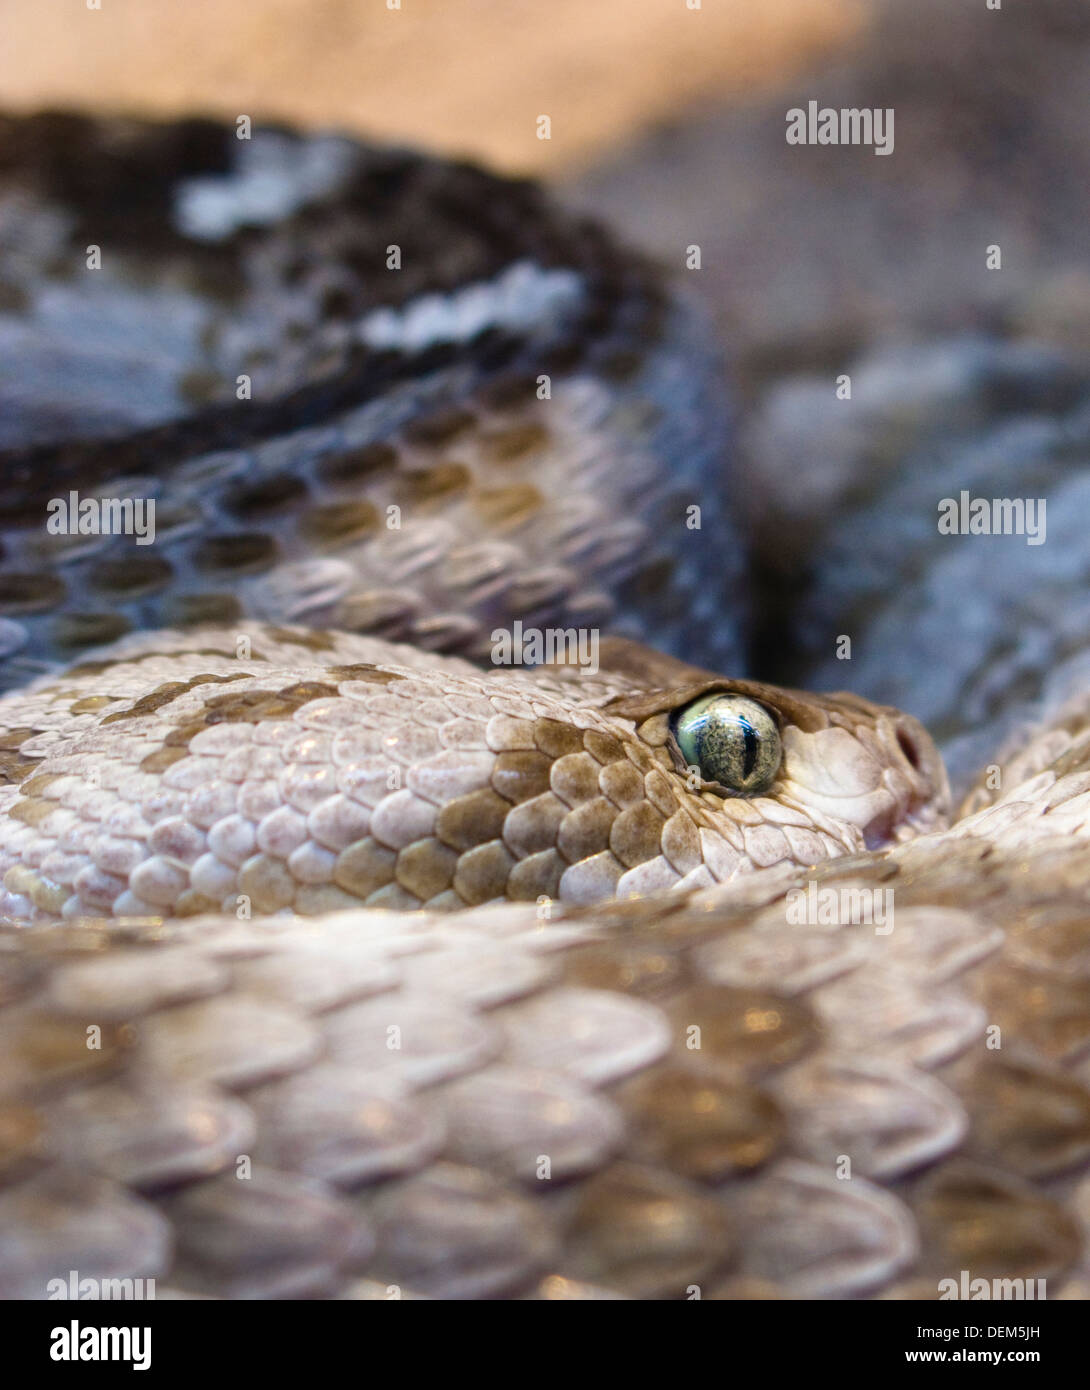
(0, 624, 1087, 1298)
(3, 654, 700, 918)
(2, 693, 1090, 1299)
(0, 625, 941, 922)
(0, 111, 737, 691)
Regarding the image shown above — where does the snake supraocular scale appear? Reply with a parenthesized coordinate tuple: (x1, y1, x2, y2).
(1, 112, 1090, 1301)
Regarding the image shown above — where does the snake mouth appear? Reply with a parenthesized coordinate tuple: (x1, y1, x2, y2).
(863, 783, 943, 849)
(862, 805, 897, 851)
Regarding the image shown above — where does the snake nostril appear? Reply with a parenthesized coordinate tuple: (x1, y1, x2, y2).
(896, 725, 923, 772)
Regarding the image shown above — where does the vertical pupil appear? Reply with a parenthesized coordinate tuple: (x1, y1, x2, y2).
(740, 717, 758, 781)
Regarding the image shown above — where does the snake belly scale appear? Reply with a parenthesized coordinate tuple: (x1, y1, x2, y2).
(1, 113, 1090, 1300)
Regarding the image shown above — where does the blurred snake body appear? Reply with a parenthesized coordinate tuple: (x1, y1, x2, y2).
(1, 114, 1090, 1300)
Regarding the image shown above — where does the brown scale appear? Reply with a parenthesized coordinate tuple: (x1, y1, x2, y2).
(0, 1102, 42, 1182)
(530, 717, 586, 760)
(664, 984, 822, 1079)
(137, 745, 191, 775)
(452, 840, 516, 905)
(583, 728, 625, 764)
(623, 735, 670, 776)
(190, 532, 280, 575)
(86, 554, 174, 597)
(484, 713, 539, 752)
(100, 671, 253, 724)
(297, 500, 381, 548)
(1005, 904, 1090, 975)
(471, 483, 545, 532)
(66, 695, 119, 714)
(615, 1065, 787, 1182)
(2, 1008, 130, 1094)
(943, 1051, 1090, 1178)
(174, 892, 223, 919)
(609, 803, 666, 870)
(491, 750, 553, 805)
(394, 840, 458, 902)
(130, 679, 339, 772)
(221, 471, 309, 520)
(501, 793, 568, 858)
(556, 796, 618, 862)
(160, 594, 244, 627)
(506, 849, 566, 900)
(598, 759, 647, 809)
(333, 840, 398, 901)
(235, 855, 297, 914)
(6, 798, 63, 828)
(473, 369, 545, 414)
(477, 422, 550, 465)
(259, 626, 335, 653)
(557, 1161, 736, 1298)
(561, 938, 689, 999)
(17, 774, 63, 801)
(660, 810, 703, 875)
(970, 955, 1090, 1063)
(907, 1162, 1080, 1282)
(50, 613, 132, 650)
(338, 590, 420, 635)
(0, 728, 44, 787)
(321, 663, 404, 684)
(549, 751, 606, 807)
(400, 405, 477, 448)
(0, 571, 66, 615)
(397, 462, 472, 509)
(313, 441, 399, 487)
(435, 788, 510, 853)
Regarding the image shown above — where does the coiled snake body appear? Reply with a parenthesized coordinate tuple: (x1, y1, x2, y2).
(1, 113, 1090, 1300)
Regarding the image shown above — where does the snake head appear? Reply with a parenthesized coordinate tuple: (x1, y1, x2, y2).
(0, 627, 950, 919)
(593, 639, 950, 896)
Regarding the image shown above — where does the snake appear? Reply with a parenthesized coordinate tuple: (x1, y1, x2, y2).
(1, 110, 1090, 1301)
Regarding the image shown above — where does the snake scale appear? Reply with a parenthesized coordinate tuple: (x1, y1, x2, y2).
(1, 111, 1090, 1301)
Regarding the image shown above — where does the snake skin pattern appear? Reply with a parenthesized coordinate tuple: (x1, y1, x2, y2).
(2, 113, 1090, 1301)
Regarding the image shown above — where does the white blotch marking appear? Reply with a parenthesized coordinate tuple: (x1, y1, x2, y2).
(356, 261, 584, 353)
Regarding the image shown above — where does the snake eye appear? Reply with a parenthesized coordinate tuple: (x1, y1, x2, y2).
(670, 693, 782, 795)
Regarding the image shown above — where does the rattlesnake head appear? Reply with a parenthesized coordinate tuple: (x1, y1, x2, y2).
(0, 627, 947, 922)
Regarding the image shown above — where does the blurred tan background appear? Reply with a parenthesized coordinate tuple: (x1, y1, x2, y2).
(0, 0, 867, 173)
